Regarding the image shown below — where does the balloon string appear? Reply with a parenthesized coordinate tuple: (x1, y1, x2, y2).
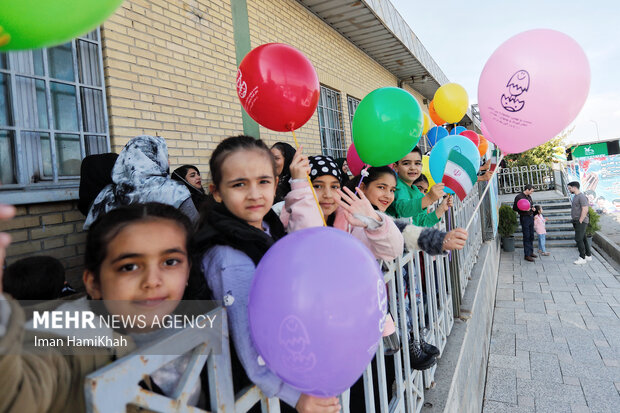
(357, 166, 369, 188)
(447, 207, 452, 261)
(291, 130, 326, 226)
(464, 151, 505, 232)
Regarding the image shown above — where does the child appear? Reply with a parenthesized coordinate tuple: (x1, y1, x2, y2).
(386, 147, 453, 227)
(413, 174, 429, 195)
(3, 256, 68, 302)
(534, 205, 551, 256)
(196, 136, 337, 413)
(0, 203, 204, 412)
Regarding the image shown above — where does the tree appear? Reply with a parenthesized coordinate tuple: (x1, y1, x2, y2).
(505, 127, 574, 167)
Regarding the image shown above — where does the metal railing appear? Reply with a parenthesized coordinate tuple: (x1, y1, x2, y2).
(85, 186, 489, 413)
(498, 164, 555, 194)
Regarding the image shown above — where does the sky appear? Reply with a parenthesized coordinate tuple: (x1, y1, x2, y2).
(390, 0, 620, 146)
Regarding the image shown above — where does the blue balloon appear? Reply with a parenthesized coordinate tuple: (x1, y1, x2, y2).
(427, 126, 449, 147)
(429, 136, 481, 195)
(449, 126, 466, 135)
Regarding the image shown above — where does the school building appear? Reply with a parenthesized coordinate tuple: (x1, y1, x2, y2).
(0, 0, 477, 285)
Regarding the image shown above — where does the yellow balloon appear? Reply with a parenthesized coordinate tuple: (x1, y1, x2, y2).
(434, 83, 468, 123)
(422, 112, 430, 135)
(421, 155, 437, 188)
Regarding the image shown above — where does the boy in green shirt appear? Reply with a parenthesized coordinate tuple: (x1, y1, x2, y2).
(386, 147, 453, 226)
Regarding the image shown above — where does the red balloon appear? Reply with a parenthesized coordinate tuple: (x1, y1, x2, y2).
(237, 43, 320, 132)
(429, 100, 446, 125)
(346, 143, 365, 176)
(459, 130, 479, 146)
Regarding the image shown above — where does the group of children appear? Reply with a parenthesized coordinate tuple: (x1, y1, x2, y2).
(0, 133, 468, 412)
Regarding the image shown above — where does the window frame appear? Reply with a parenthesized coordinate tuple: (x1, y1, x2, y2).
(317, 85, 346, 159)
(0, 28, 110, 204)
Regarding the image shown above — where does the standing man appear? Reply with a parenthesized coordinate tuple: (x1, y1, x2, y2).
(567, 181, 593, 265)
(513, 184, 536, 262)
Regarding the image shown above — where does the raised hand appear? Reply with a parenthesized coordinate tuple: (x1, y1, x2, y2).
(427, 183, 445, 202)
(0, 204, 17, 294)
(443, 228, 468, 251)
(296, 394, 341, 413)
(335, 187, 381, 228)
(289, 146, 311, 180)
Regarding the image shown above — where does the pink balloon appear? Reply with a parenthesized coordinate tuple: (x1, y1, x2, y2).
(459, 130, 479, 146)
(478, 29, 590, 154)
(480, 121, 495, 144)
(517, 198, 531, 211)
(346, 143, 365, 176)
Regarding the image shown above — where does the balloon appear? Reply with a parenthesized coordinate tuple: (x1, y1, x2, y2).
(459, 130, 480, 146)
(421, 155, 437, 188)
(478, 135, 489, 157)
(429, 100, 446, 125)
(429, 136, 481, 194)
(427, 126, 449, 147)
(346, 143, 365, 176)
(449, 126, 467, 135)
(249, 227, 386, 396)
(434, 83, 469, 123)
(478, 29, 590, 154)
(517, 198, 531, 211)
(0, 0, 124, 51)
(422, 112, 431, 136)
(352, 87, 423, 166)
(237, 43, 320, 131)
(480, 121, 495, 144)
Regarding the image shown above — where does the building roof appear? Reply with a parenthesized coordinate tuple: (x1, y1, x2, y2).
(297, 0, 476, 127)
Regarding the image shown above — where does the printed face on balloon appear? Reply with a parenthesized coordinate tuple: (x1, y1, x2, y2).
(501, 70, 530, 112)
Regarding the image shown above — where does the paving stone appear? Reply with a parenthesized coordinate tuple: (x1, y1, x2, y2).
(587, 302, 618, 318)
(517, 378, 585, 405)
(534, 399, 571, 413)
(490, 332, 516, 356)
(552, 291, 576, 304)
(482, 400, 531, 413)
(530, 352, 562, 383)
(485, 367, 517, 404)
(488, 353, 530, 372)
(563, 376, 580, 386)
(497, 288, 515, 301)
(580, 379, 620, 413)
(570, 404, 591, 413)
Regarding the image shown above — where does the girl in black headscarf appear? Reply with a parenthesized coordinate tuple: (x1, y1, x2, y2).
(270, 142, 296, 203)
(172, 164, 208, 210)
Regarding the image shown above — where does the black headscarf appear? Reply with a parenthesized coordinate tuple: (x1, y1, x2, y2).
(272, 142, 296, 203)
(171, 164, 207, 210)
(78, 153, 119, 216)
(195, 202, 286, 266)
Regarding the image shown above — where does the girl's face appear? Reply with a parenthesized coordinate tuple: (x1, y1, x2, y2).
(185, 168, 202, 190)
(211, 149, 277, 229)
(395, 152, 422, 185)
(83, 219, 189, 329)
(361, 173, 397, 212)
(415, 181, 429, 194)
(312, 175, 341, 217)
(271, 148, 285, 176)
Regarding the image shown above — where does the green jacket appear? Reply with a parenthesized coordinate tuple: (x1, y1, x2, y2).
(386, 177, 440, 227)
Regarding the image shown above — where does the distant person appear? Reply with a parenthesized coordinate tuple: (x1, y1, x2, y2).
(567, 181, 592, 265)
(413, 174, 429, 194)
(172, 164, 208, 210)
(513, 184, 536, 262)
(533, 205, 550, 256)
(270, 142, 296, 203)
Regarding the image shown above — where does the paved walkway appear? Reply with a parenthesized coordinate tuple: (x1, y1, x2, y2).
(483, 248, 620, 413)
(599, 212, 620, 247)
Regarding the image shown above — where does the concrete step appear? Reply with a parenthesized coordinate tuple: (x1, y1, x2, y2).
(514, 239, 577, 248)
(515, 230, 576, 240)
(516, 223, 574, 232)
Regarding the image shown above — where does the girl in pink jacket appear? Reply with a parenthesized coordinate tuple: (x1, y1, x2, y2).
(534, 205, 550, 256)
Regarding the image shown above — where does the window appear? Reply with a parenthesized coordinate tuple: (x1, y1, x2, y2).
(0, 29, 109, 199)
(347, 95, 360, 133)
(317, 85, 346, 159)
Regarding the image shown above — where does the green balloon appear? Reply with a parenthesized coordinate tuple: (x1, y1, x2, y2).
(0, 0, 124, 51)
(352, 87, 423, 166)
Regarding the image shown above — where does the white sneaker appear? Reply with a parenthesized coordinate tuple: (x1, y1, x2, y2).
(585, 256, 593, 261)
(574, 258, 587, 265)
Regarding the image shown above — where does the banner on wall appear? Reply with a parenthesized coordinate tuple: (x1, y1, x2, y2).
(576, 154, 620, 213)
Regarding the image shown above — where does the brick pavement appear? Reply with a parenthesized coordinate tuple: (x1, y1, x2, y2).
(483, 248, 620, 413)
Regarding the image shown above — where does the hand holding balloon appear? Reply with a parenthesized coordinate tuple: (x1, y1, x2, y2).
(443, 228, 468, 251)
(289, 146, 311, 180)
(296, 394, 341, 413)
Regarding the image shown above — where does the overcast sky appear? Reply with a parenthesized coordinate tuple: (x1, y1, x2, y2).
(390, 0, 619, 145)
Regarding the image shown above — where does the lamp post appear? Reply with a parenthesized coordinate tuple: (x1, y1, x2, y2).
(590, 120, 600, 140)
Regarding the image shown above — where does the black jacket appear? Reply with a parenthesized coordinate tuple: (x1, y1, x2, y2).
(513, 192, 534, 216)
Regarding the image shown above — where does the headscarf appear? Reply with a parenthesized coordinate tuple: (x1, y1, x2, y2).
(272, 142, 296, 203)
(78, 153, 119, 216)
(171, 165, 206, 195)
(83, 136, 191, 229)
(308, 155, 343, 183)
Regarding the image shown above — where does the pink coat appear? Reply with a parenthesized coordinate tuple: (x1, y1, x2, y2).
(332, 207, 404, 261)
(279, 179, 324, 232)
(534, 214, 546, 234)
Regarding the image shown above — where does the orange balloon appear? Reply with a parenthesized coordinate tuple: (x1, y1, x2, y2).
(429, 100, 445, 125)
(478, 135, 489, 157)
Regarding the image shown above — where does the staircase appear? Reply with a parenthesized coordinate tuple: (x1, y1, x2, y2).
(503, 195, 575, 248)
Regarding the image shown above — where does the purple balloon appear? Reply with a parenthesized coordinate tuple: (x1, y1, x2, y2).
(249, 227, 386, 397)
(517, 198, 531, 211)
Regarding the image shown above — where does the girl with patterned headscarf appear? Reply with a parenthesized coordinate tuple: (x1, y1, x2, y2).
(83, 136, 199, 229)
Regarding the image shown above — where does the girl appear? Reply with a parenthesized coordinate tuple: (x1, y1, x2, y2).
(271, 142, 296, 203)
(196, 136, 337, 413)
(84, 135, 200, 229)
(387, 147, 453, 227)
(534, 205, 551, 256)
(172, 164, 209, 211)
(0, 202, 203, 412)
